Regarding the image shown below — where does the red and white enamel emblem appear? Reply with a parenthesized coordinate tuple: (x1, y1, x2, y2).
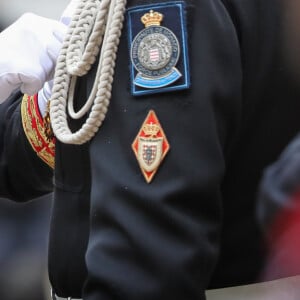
(132, 110, 170, 183)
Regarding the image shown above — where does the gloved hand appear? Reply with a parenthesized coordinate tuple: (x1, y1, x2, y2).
(38, 0, 81, 116)
(60, 0, 81, 26)
(0, 13, 67, 103)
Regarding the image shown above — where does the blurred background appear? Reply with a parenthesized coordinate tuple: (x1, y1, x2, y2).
(0, 0, 69, 28)
(0, 2, 68, 300)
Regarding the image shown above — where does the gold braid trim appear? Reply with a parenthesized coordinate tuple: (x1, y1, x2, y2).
(21, 94, 55, 169)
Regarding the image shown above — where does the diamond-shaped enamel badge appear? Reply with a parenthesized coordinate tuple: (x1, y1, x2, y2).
(132, 110, 170, 183)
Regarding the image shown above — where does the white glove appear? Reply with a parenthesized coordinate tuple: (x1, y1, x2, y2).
(38, 81, 53, 116)
(38, 0, 81, 116)
(60, 0, 81, 26)
(0, 13, 67, 103)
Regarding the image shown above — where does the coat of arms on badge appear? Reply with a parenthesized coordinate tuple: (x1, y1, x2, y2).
(132, 110, 170, 183)
(131, 10, 181, 89)
(127, 2, 190, 96)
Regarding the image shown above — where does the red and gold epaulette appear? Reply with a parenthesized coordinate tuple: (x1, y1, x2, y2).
(21, 94, 55, 169)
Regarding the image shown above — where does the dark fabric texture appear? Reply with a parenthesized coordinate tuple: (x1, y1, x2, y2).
(1, 0, 300, 299)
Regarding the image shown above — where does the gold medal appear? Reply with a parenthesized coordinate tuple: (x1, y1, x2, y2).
(132, 110, 170, 183)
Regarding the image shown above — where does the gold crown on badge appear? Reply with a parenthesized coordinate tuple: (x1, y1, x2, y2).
(143, 123, 160, 137)
(141, 10, 164, 27)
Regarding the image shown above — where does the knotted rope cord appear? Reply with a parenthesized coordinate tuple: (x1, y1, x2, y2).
(49, 0, 127, 145)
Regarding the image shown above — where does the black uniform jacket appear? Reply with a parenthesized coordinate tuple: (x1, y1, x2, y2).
(1, 0, 300, 299)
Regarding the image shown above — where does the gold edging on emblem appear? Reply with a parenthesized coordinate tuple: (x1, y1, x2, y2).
(21, 94, 55, 169)
(43, 100, 54, 141)
(132, 110, 170, 183)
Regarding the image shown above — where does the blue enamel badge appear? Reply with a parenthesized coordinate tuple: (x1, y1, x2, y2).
(127, 2, 190, 96)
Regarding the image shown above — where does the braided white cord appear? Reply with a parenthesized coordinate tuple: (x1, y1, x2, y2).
(49, 0, 127, 144)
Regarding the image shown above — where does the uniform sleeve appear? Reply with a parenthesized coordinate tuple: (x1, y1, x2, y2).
(0, 91, 54, 201)
(257, 134, 300, 280)
(83, 0, 243, 299)
(257, 133, 300, 231)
